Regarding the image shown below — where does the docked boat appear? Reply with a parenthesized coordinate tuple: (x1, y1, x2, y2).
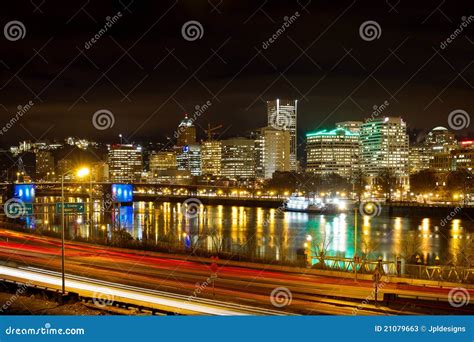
(284, 194, 347, 214)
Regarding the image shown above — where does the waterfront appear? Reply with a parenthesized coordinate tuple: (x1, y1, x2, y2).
(26, 197, 474, 267)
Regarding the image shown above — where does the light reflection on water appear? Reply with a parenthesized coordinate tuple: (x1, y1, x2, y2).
(32, 198, 473, 265)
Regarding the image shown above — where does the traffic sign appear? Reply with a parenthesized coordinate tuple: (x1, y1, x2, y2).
(5, 203, 33, 216)
(55, 202, 85, 214)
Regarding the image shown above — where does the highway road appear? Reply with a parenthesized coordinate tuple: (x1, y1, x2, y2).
(0, 228, 472, 315)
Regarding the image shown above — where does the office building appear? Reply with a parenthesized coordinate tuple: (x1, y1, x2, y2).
(149, 151, 177, 172)
(359, 117, 409, 187)
(201, 140, 222, 176)
(452, 140, 474, 171)
(409, 145, 430, 174)
(336, 121, 363, 133)
(57, 158, 74, 179)
(176, 114, 196, 147)
(425, 126, 457, 154)
(91, 161, 109, 182)
(35, 151, 55, 180)
(108, 144, 143, 182)
(221, 138, 255, 179)
(306, 128, 359, 178)
(267, 99, 297, 171)
(256, 127, 291, 179)
(177, 144, 201, 176)
(429, 153, 452, 173)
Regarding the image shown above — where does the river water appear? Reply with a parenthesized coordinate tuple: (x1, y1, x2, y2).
(28, 198, 474, 266)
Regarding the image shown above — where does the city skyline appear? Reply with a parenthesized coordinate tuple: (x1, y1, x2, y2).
(3, 110, 473, 149)
(4, 113, 472, 184)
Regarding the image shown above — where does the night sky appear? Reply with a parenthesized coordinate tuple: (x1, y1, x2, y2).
(0, 0, 472, 147)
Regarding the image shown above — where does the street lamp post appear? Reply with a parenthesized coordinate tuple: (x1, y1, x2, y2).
(61, 173, 66, 294)
(354, 207, 358, 281)
(87, 173, 93, 238)
(60, 166, 90, 295)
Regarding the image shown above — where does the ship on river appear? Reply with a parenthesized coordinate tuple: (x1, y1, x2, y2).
(284, 194, 348, 214)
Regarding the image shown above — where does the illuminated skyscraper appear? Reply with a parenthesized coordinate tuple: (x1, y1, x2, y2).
(221, 138, 255, 179)
(108, 144, 143, 182)
(335, 121, 363, 133)
(267, 99, 297, 171)
(176, 114, 196, 146)
(149, 151, 177, 172)
(35, 151, 55, 180)
(425, 126, 457, 153)
(177, 145, 201, 176)
(201, 140, 222, 176)
(359, 117, 409, 187)
(306, 128, 359, 178)
(408, 145, 430, 174)
(256, 127, 291, 179)
(452, 140, 474, 171)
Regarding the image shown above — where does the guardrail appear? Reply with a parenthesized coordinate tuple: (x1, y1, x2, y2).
(405, 264, 474, 283)
(312, 256, 397, 275)
(312, 255, 474, 283)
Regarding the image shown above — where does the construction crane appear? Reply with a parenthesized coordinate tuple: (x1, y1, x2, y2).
(206, 123, 223, 141)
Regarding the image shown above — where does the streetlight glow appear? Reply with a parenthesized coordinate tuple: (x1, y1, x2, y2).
(76, 167, 90, 178)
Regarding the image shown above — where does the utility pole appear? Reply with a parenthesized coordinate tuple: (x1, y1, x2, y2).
(61, 174, 66, 295)
(354, 207, 358, 281)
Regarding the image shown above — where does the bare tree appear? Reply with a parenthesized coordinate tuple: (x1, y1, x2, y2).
(399, 232, 422, 264)
(208, 228, 225, 254)
(350, 169, 366, 202)
(377, 168, 397, 202)
(360, 235, 377, 260)
(308, 231, 333, 268)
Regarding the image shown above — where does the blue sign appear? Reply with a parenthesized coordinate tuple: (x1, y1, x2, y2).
(111, 184, 133, 202)
(13, 184, 35, 203)
(182, 145, 189, 153)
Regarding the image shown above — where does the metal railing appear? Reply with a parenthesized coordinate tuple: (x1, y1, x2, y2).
(405, 264, 474, 283)
(311, 255, 397, 275)
(311, 255, 474, 283)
